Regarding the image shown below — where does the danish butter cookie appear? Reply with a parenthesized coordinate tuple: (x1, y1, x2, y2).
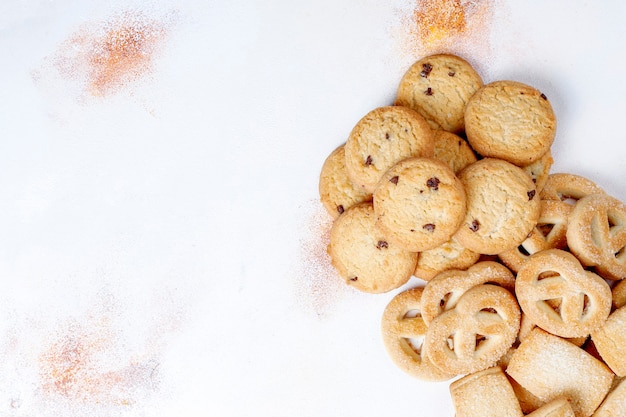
(395, 54, 483, 133)
(380, 287, 456, 381)
(566, 193, 626, 280)
(498, 199, 571, 273)
(344, 106, 434, 193)
(454, 158, 541, 255)
(319, 144, 372, 219)
(612, 279, 626, 309)
(432, 130, 478, 174)
(413, 236, 480, 281)
(465, 80, 556, 165)
(522, 150, 554, 193)
(421, 261, 516, 325)
(373, 157, 466, 252)
(515, 249, 611, 338)
(327, 202, 417, 293)
(592, 377, 626, 417)
(540, 173, 605, 203)
(450, 366, 524, 417)
(526, 398, 576, 417)
(591, 305, 626, 377)
(423, 284, 521, 375)
(506, 328, 614, 417)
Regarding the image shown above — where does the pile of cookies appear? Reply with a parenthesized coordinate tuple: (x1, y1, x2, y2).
(318, 54, 626, 417)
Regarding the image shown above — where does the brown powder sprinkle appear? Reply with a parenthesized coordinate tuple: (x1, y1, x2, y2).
(50, 10, 173, 97)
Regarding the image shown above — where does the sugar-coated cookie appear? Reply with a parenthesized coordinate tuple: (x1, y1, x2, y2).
(395, 54, 483, 133)
(515, 249, 611, 338)
(454, 158, 541, 255)
(373, 157, 466, 252)
(319, 144, 372, 219)
(540, 173, 605, 203)
(421, 261, 516, 325)
(413, 236, 480, 281)
(506, 328, 613, 417)
(525, 397, 575, 417)
(344, 106, 434, 193)
(465, 80, 556, 165)
(327, 202, 417, 293)
(432, 130, 478, 174)
(424, 284, 520, 375)
(592, 377, 626, 417)
(380, 287, 456, 381)
(566, 193, 626, 280)
(592, 305, 626, 377)
(498, 199, 571, 273)
(450, 366, 524, 417)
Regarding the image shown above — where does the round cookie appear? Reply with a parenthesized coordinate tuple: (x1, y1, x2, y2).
(432, 130, 478, 175)
(327, 202, 418, 293)
(454, 158, 541, 255)
(539, 172, 605, 203)
(373, 157, 466, 252)
(464, 80, 556, 165)
(319, 144, 372, 219)
(395, 54, 483, 133)
(344, 106, 434, 193)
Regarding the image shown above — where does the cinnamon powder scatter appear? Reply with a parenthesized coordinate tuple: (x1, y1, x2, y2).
(395, 0, 495, 71)
(294, 201, 357, 319)
(38, 317, 159, 408)
(50, 10, 172, 97)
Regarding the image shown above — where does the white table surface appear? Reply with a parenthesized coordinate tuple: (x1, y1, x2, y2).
(1, 0, 625, 416)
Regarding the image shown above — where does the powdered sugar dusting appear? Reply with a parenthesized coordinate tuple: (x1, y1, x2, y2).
(295, 200, 358, 319)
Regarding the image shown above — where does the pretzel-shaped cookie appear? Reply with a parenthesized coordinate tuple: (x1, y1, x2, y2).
(566, 193, 626, 280)
(380, 287, 455, 381)
(515, 249, 612, 338)
(421, 261, 516, 325)
(423, 284, 520, 375)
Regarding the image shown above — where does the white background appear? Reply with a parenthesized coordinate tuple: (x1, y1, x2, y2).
(1, 0, 625, 416)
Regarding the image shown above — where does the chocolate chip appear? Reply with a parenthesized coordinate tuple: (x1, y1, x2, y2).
(427, 177, 440, 190)
(540, 93, 547, 100)
(410, 229, 416, 232)
(376, 240, 389, 249)
(425, 87, 433, 96)
(423, 223, 436, 232)
(470, 219, 480, 232)
(390, 176, 399, 185)
(420, 63, 433, 78)
(337, 205, 345, 214)
(448, 71, 455, 77)
(385, 132, 390, 140)
(365, 155, 373, 166)
(349, 276, 358, 281)
(527, 190, 536, 200)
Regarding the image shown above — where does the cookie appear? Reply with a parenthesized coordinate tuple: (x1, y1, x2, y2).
(540, 173, 605, 203)
(591, 305, 626, 377)
(423, 284, 521, 375)
(395, 54, 483, 133)
(612, 279, 626, 309)
(344, 106, 434, 193)
(432, 130, 478, 174)
(327, 202, 418, 293)
(465, 80, 556, 165)
(319, 144, 372, 219)
(380, 287, 456, 381)
(522, 150, 554, 193)
(566, 193, 626, 280)
(515, 249, 611, 338)
(592, 377, 626, 417)
(373, 157, 466, 252)
(525, 397, 575, 417)
(498, 199, 571, 273)
(450, 366, 524, 417)
(413, 236, 480, 281)
(506, 328, 614, 417)
(454, 158, 541, 255)
(421, 261, 516, 325)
